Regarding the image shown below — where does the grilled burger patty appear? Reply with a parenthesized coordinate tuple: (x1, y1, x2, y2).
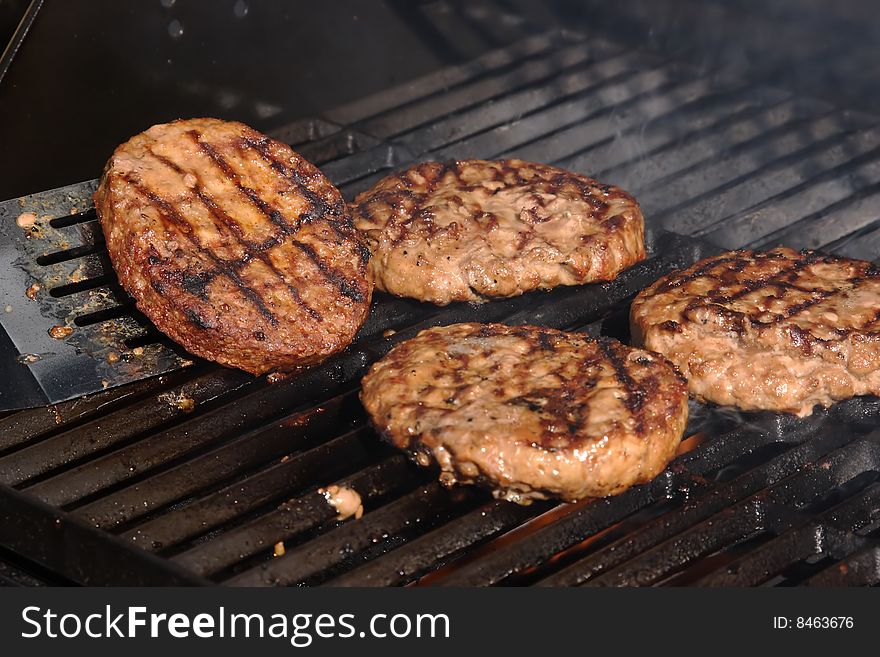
(360, 323, 688, 503)
(352, 159, 646, 305)
(94, 118, 372, 375)
(631, 248, 880, 416)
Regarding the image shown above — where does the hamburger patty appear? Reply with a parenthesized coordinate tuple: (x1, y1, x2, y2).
(94, 118, 372, 375)
(352, 159, 646, 305)
(360, 323, 688, 503)
(630, 248, 880, 416)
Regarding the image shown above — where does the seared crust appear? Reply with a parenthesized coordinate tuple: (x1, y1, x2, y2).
(360, 323, 688, 503)
(631, 248, 880, 416)
(94, 118, 372, 375)
(352, 159, 646, 305)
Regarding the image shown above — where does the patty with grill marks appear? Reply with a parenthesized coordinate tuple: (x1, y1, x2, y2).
(630, 248, 880, 416)
(94, 118, 373, 375)
(352, 159, 646, 305)
(360, 323, 688, 503)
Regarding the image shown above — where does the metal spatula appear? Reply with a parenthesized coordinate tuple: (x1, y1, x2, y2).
(0, 115, 377, 411)
(0, 180, 193, 410)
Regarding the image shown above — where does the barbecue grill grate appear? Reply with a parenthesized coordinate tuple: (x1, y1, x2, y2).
(2, 27, 880, 586)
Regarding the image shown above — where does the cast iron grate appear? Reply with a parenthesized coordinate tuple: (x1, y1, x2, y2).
(1, 28, 879, 586)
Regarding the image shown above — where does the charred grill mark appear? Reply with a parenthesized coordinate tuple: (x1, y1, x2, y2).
(866, 307, 880, 329)
(242, 137, 365, 253)
(123, 176, 279, 327)
(356, 240, 371, 266)
(779, 289, 837, 319)
(291, 240, 365, 302)
(190, 132, 236, 177)
(537, 332, 555, 351)
(186, 308, 214, 330)
(654, 251, 880, 363)
(787, 324, 815, 356)
(242, 137, 340, 217)
(516, 227, 535, 250)
(189, 130, 364, 304)
(189, 131, 291, 232)
(697, 252, 874, 337)
(598, 339, 646, 433)
(566, 175, 611, 213)
(149, 151, 185, 174)
(714, 251, 826, 304)
(655, 254, 746, 293)
(193, 187, 323, 322)
(503, 346, 605, 449)
(144, 148, 324, 322)
(180, 270, 216, 300)
(428, 162, 456, 192)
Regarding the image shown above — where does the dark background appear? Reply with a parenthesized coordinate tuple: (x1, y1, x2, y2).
(1, 0, 879, 201)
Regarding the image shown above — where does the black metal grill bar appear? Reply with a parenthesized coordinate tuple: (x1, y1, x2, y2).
(436, 482, 656, 587)
(326, 60, 714, 196)
(559, 93, 796, 185)
(323, 49, 665, 190)
(706, 148, 880, 247)
(435, 401, 879, 586)
(322, 31, 565, 126)
(754, 185, 880, 251)
(225, 483, 480, 587)
(0, 369, 251, 485)
(804, 545, 880, 586)
(426, 59, 682, 160)
(0, 482, 209, 585)
(498, 72, 742, 165)
(344, 90, 801, 204)
(16, 363, 312, 507)
(692, 484, 880, 586)
(594, 499, 768, 587)
(74, 389, 366, 530)
(266, 118, 343, 149)
(357, 40, 620, 141)
(831, 224, 880, 263)
(336, 81, 829, 210)
(641, 116, 866, 225)
(665, 121, 880, 239)
(536, 423, 857, 586)
(395, 49, 667, 155)
(295, 130, 380, 167)
(325, 499, 549, 587)
(705, 153, 880, 250)
(0, 366, 201, 453)
(581, 438, 880, 586)
(324, 44, 851, 210)
(0, 542, 80, 586)
(591, 96, 805, 184)
(315, 39, 867, 261)
(118, 428, 379, 553)
(171, 454, 417, 578)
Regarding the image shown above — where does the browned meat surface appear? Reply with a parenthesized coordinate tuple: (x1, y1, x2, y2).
(360, 323, 688, 503)
(630, 248, 880, 416)
(94, 118, 372, 375)
(352, 159, 645, 305)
